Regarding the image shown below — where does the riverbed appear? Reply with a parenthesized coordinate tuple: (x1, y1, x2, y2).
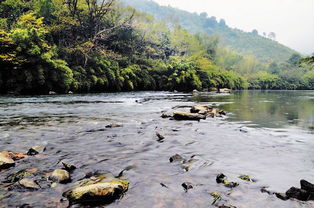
(0, 91, 313, 207)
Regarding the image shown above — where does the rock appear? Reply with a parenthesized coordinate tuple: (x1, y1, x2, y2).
(190, 105, 210, 114)
(173, 111, 206, 121)
(160, 183, 168, 188)
(49, 91, 57, 95)
(216, 173, 238, 188)
(63, 174, 129, 204)
(18, 178, 40, 190)
(68, 91, 73, 94)
(219, 110, 227, 116)
(0, 152, 15, 170)
(275, 193, 289, 200)
(156, 132, 165, 142)
(169, 154, 184, 163)
(9, 152, 27, 160)
(27, 146, 45, 156)
(192, 89, 199, 94)
(182, 158, 198, 171)
(300, 180, 314, 193)
(218, 88, 231, 93)
(209, 87, 218, 92)
(182, 182, 193, 191)
(210, 192, 221, 205)
(50, 169, 71, 184)
(223, 181, 239, 188)
(161, 113, 172, 118)
(105, 123, 123, 128)
(219, 205, 237, 208)
(62, 162, 76, 172)
(238, 174, 253, 182)
(285, 187, 310, 201)
(216, 174, 227, 184)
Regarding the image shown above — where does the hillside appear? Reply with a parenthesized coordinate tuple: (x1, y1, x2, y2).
(121, 0, 298, 62)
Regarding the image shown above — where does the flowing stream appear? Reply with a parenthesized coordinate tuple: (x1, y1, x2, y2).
(0, 91, 313, 208)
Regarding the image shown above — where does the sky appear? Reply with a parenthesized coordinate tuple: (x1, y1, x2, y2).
(153, 0, 314, 55)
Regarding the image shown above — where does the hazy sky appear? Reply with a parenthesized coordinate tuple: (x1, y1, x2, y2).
(153, 0, 314, 54)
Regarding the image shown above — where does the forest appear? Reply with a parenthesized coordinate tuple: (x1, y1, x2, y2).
(0, 0, 313, 95)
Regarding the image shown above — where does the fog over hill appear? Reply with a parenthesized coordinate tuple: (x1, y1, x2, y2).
(153, 0, 314, 55)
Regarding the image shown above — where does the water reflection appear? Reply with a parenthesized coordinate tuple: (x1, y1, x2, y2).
(192, 90, 314, 131)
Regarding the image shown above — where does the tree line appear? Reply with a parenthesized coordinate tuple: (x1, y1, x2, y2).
(0, 0, 313, 95)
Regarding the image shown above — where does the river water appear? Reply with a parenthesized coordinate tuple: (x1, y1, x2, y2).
(0, 90, 313, 208)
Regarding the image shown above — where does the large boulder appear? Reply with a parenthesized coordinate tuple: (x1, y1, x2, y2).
(63, 174, 129, 204)
(0, 152, 15, 170)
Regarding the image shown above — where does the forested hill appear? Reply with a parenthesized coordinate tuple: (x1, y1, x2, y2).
(121, 0, 298, 62)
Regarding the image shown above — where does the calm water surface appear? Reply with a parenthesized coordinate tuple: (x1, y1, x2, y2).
(0, 91, 313, 208)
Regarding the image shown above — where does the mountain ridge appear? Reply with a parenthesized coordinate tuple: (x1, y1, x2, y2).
(121, 0, 298, 62)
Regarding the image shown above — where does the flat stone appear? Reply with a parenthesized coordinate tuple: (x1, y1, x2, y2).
(19, 178, 40, 190)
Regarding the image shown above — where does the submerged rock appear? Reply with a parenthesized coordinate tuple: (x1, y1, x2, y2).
(156, 132, 165, 142)
(0, 152, 15, 170)
(50, 169, 71, 183)
(238, 174, 254, 182)
(18, 178, 40, 190)
(173, 111, 206, 121)
(210, 192, 221, 205)
(219, 205, 237, 208)
(169, 154, 184, 163)
(105, 123, 123, 128)
(27, 146, 45, 156)
(9, 152, 27, 161)
(63, 174, 129, 204)
(6, 169, 36, 182)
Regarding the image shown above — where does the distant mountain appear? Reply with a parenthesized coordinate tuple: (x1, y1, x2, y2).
(121, 0, 298, 62)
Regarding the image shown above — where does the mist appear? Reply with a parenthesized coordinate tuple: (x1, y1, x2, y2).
(154, 0, 314, 55)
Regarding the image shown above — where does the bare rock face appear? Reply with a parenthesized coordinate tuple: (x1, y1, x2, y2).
(63, 174, 129, 204)
(0, 151, 15, 170)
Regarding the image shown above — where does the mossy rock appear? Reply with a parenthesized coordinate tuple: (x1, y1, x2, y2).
(63, 174, 129, 204)
(50, 169, 70, 183)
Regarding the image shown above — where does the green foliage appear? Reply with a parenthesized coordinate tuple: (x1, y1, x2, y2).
(122, 0, 298, 63)
(0, 0, 312, 94)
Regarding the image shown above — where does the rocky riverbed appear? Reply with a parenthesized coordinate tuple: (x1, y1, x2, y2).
(0, 91, 313, 207)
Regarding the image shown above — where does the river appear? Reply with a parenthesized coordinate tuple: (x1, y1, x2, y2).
(0, 90, 313, 207)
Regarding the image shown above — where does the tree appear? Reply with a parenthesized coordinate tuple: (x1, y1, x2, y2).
(268, 32, 276, 40)
(251, 29, 258, 35)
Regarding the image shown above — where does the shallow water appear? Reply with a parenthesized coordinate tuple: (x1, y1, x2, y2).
(0, 91, 313, 208)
